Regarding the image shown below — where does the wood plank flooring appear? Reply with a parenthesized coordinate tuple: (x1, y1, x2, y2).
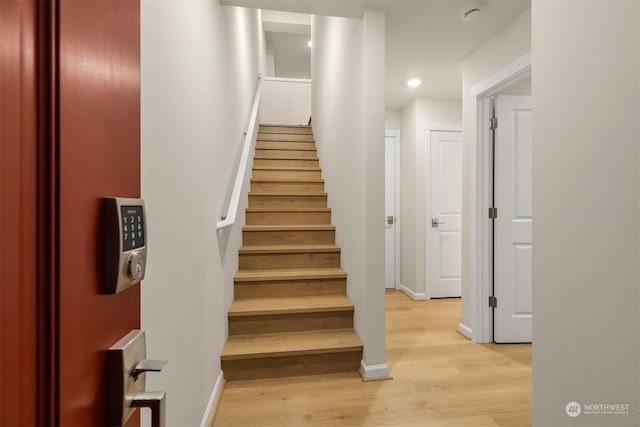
(213, 290, 532, 426)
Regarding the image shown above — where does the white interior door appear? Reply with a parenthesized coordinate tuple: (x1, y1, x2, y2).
(384, 135, 398, 289)
(428, 130, 463, 298)
(494, 95, 533, 343)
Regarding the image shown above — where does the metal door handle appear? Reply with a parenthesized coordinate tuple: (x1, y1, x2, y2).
(131, 359, 168, 380)
(132, 391, 166, 427)
(386, 216, 395, 225)
(107, 330, 168, 427)
(431, 218, 446, 227)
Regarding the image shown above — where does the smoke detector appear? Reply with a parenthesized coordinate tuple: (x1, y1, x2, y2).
(460, 1, 484, 21)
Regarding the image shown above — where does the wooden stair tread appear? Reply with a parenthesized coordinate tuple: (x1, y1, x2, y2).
(221, 329, 362, 360)
(229, 295, 354, 317)
(239, 245, 340, 255)
(256, 142, 316, 148)
(235, 267, 347, 282)
(240, 244, 339, 253)
(255, 150, 317, 156)
(252, 170, 321, 175)
(253, 166, 322, 172)
(249, 192, 327, 196)
(259, 124, 311, 129)
(258, 130, 313, 135)
(251, 178, 323, 183)
(245, 208, 331, 213)
(254, 155, 318, 160)
(243, 225, 335, 231)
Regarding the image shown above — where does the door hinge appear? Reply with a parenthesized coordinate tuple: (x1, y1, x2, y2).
(489, 207, 498, 219)
(489, 296, 497, 308)
(490, 117, 498, 130)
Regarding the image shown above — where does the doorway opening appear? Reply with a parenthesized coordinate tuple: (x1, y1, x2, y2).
(469, 53, 531, 343)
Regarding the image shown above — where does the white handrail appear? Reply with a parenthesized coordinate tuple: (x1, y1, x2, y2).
(263, 76, 311, 84)
(216, 75, 263, 230)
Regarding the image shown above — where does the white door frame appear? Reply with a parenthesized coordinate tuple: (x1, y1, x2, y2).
(385, 129, 401, 289)
(469, 52, 531, 343)
(424, 123, 463, 299)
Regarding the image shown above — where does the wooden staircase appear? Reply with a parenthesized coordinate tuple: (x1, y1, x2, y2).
(221, 125, 363, 381)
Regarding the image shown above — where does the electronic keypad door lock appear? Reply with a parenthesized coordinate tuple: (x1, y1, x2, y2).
(104, 197, 147, 294)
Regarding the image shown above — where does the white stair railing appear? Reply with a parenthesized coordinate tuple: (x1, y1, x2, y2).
(216, 75, 263, 231)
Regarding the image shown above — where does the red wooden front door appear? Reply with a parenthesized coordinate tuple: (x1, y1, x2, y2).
(1, 1, 39, 424)
(57, 0, 141, 424)
(1, 0, 141, 425)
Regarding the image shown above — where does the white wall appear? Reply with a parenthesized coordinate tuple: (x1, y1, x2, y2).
(460, 8, 531, 332)
(399, 99, 461, 298)
(260, 79, 311, 125)
(311, 10, 388, 377)
(532, 2, 640, 426)
(141, 2, 264, 425)
(266, 40, 275, 76)
(385, 109, 402, 129)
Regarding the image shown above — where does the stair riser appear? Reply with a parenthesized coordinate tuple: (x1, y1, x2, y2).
(222, 351, 362, 381)
(252, 169, 321, 180)
(246, 211, 331, 225)
(248, 195, 327, 209)
(254, 158, 319, 168)
(258, 133, 314, 142)
(243, 229, 335, 245)
(256, 142, 315, 151)
(234, 279, 346, 299)
(255, 149, 317, 158)
(250, 181, 324, 193)
(239, 251, 340, 270)
(259, 126, 312, 135)
(229, 311, 354, 335)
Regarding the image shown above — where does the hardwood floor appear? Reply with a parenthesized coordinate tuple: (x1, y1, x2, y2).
(213, 290, 531, 426)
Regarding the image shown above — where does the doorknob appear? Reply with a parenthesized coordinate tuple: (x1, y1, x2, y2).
(431, 218, 446, 227)
(107, 330, 168, 427)
(386, 216, 395, 225)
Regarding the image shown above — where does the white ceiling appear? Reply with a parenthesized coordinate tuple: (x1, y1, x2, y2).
(223, 0, 531, 109)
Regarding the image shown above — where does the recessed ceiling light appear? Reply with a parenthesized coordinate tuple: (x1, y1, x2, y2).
(406, 78, 422, 88)
(307, 40, 313, 47)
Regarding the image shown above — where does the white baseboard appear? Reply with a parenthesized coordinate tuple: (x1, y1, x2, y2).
(359, 360, 391, 381)
(457, 322, 472, 340)
(200, 371, 225, 427)
(398, 284, 428, 300)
